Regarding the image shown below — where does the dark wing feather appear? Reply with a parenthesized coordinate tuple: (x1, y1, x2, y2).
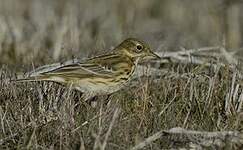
(16, 53, 130, 82)
(40, 53, 124, 78)
(40, 63, 114, 78)
(26, 59, 80, 77)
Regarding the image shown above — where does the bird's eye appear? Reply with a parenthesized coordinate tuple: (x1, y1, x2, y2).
(136, 44, 143, 51)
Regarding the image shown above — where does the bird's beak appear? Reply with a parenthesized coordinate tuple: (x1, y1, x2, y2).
(146, 51, 161, 60)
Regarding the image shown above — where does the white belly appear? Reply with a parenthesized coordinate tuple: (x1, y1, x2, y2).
(73, 78, 131, 96)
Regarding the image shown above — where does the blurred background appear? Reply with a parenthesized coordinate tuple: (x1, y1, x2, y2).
(0, 0, 243, 68)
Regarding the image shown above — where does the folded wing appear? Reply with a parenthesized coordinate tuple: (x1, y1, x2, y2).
(15, 59, 115, 82)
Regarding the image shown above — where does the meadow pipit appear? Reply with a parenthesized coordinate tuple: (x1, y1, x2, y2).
(16, 38, 160, 101)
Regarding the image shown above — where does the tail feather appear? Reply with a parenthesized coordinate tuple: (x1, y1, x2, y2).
(12, 78, 37, 82)
(12, 75, 67, 84)
(11, 76, 46, 82)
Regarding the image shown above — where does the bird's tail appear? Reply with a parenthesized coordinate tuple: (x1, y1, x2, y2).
(11, 76, 46, 82)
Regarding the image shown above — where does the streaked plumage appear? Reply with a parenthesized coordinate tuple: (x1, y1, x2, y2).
(15, 38, 160, 101)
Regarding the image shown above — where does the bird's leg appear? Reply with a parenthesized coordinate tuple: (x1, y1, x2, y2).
(86, 96, 98, 104)
(86, 96, 98, 107)
(39, 82, 48, 102)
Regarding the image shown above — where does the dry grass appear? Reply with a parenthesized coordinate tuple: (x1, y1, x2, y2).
(1, 63, 243, 149)
(1, 0, 243, 149)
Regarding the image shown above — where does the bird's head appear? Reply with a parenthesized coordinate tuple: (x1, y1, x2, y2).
(116, 38, 160, 61)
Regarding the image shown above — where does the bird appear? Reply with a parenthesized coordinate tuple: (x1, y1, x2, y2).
(15, 38, 160, 102)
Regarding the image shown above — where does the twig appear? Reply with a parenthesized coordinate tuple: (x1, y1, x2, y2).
(130, 127, 243, 150)
(130, 131, 163, 150)
(100, 107, 120, 150)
